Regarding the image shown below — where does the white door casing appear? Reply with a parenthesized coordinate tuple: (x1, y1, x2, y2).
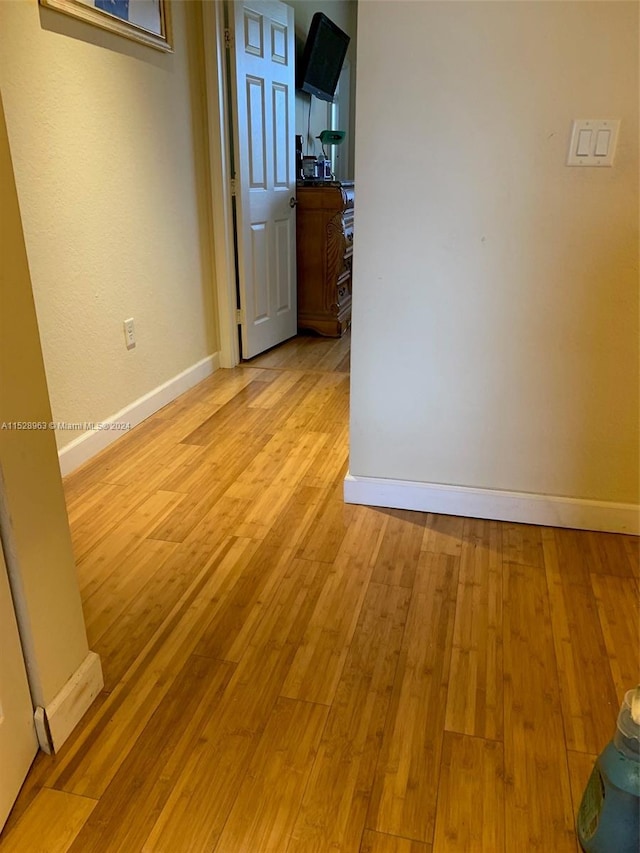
(230, 0, 297, 359)
(0, 542, 38, 831)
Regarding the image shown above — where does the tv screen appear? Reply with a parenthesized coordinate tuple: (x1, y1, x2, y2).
(297, 13, 350, 103)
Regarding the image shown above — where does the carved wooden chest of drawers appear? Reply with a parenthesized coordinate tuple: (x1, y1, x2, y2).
(295, 181, 354, 337)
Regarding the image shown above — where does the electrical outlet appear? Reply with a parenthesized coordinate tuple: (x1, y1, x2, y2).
(123, 318, 136, 349)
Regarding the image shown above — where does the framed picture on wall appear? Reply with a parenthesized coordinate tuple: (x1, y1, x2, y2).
(39, 0, 173, 52)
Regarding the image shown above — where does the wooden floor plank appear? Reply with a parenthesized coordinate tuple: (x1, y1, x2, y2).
(46, 537, 256, 799)
(543, 529, 619, 754)
(622, 535, 640, 580)
(370, 509, 426, 589)
(93, 538, 251, 690)
(141, 558, 329, 853)
(278, 372, 348, 430)
(66, 656, 234, 853)
(156, 428, 265, 494)
(299, 422, 350, 489)
(259, 483, 330, 550)
(360, 830, 432, 853)
(213, 697, 329, 853)
(433, 733, 504, 852)
(68, 481, 156, 564)
(145, 480, 227, 544)
(232, 430, 329, 540)
(192, 487, 325, 666)
(75, 489, 186, 599)
(60, 416, 172, 503)
(501, 522, 545, 568)
(82, 537, 177, 646)
(291, 374, 350, 433)
(230, 423, 323, 493)
(193, 539, 293, 662)
(251, 373, 327, 436)
(421, 513, 465, 557)
(150, 366, 273, 440)
(288, 582, 412, 853)
(503, 561, 576, 852)
(249, 369, 310, 410)
(181, 488, 254, 552)
(180, 380, 275, 446)
(296, 484, 357, 564)
(281, 506, 388, 706)
(96, 440, 202, 491)
(246, 331, 351, 373)
(0, 789, 96, 853)
(366, 553, 459, 845)
(65, 480, 122, 529)
(590, 572, 640, 703)
(583, 530, 639, 579)
(445, 519, 503, 741)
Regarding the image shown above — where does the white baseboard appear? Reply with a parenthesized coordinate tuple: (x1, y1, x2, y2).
(58, 353, 220, 476)
(34, 651, 103, 754)
(343, 472, 640, 535)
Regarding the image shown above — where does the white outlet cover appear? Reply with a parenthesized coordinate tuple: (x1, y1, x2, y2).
(567, 119, 620, 167)
(124, 318, 136, 349)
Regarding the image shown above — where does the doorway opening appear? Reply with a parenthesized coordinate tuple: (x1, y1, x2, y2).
(202, 0, 357, 369)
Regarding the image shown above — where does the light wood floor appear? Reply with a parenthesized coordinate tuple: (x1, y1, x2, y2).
(2, 331, 638, 853)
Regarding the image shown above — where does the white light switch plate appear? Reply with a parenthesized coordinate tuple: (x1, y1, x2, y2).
(567, 119, 620, 166)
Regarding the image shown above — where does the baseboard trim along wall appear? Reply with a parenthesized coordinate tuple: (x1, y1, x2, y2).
(58, 353, 220, 476)
(34, 651, 103, 754)
(343, 472, 640, 535)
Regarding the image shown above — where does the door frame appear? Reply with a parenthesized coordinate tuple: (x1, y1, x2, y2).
(200, 4, 355, 367)
(201, 0, 240, 368)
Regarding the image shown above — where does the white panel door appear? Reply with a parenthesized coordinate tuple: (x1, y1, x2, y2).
(0, 544, 38, 831)
(231, 0, 297, 359)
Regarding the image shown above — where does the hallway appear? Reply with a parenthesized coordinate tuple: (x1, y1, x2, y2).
(1, 330, 637, 852)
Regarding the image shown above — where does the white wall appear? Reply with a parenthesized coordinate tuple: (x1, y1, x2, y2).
(287, 0, 357, 177)
(350, 1, 639, 512)
(0, 0, 217, 452)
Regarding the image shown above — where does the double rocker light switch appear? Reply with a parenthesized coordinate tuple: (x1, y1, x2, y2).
(567, 120, 620, 166)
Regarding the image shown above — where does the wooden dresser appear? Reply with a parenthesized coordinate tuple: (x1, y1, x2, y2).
(295, 181, 354, 337)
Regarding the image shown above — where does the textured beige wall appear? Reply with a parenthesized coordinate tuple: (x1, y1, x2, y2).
(0, 0, 217, 451)
(350, 1, 639, 504)
(0, 92, 89, 708)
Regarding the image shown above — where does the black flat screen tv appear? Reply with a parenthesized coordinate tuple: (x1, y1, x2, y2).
(297, 13, 350, 103)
